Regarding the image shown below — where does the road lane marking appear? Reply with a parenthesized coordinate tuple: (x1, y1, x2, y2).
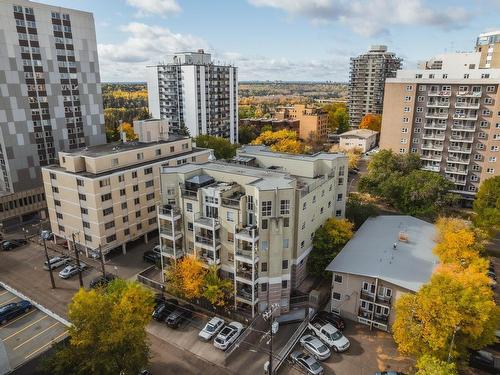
(13, 321, 59, 350)
(24, 330, 68, 360)
(3, 315, 47, 341)
(0, 309, 37, 328)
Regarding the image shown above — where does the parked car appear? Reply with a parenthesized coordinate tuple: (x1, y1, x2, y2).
(315, 311, 345, 330)
(43, 256, 70, 270)
(308, 316, 350, 352)
(40, 230, 53, 241)
(300, 334, 331, 361)
(152, 299, 178, 321)
(1, 239, 27, 251)
(58, 263, 87, 279)
(199, 317, 225, 341)
(0, 300, 32, 325)
(165, 305, 193, 328)
(89, 273, 116, 289)
(213, 322, 244, 350)
(138, 371, 152, 375)
(469, 350, 500, 374)
(153, 245, 161, 254)
(290, 350, 324, 375)
(143, 251, 160, 264)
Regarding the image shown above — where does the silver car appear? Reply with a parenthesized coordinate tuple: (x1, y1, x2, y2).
(43, 256, 70, 270)
(290, 350, 324, 375)
(300, 334, 331, 361)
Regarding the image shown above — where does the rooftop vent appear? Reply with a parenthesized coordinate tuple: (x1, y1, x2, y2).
(399, 231, 409, 242)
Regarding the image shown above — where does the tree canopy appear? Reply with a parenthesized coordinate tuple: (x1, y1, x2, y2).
(194, 135, 237, 159)
(415, 355, 458, 375)
(307, 218, 354, 278)
(165, 255, 206, 299)
(473, 176, 500, 237)
(359, 150, 459, 218)
(359, 113, 382, 132)
(345, 193, 379, 230)
(251, 129, 306, 154)
(322, 102, 349, 134)
(118, 122, 138, 141)
(42, 280, 154, 375)
(203, 265, 233, 307)
(238, 125, 258, 145)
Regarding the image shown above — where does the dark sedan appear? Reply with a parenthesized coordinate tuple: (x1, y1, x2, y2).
(143, 251, 160, 264)
(152, 299, 178, 321)
(165, 305, 193, 328)
(0, 300, 33, 325)
(315, 310, 346, 330)
(1, 239, 28, 251)
(89, 274, 117, 289)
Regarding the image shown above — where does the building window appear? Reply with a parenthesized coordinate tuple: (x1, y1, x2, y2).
(123, 216, 128, 223)
(124, 229, 130, 235)
(144, 167, 153, 175)
(335, 210, 342, 217)
(84, 235, 92, 242)
(337, 194, 343, 202)
(332, 292, 341, 301)
(120, 189, 126, 196)
(406, 85, 413, 91)
(300, 240, 305, 249)
(99, 178, 110, 187)
(283, 217, 290, 227)
(148, 206, 155, 213)
(261, 283, 268, 292)
(282, 259, 289, 269)
(106, 235, 116, 243)
(261, 219, 268, 229)
(283, 239, 289, 249)
(261, 240, 269, 251)
(261, 201, 272, 217)
(101, 193, 111, 201)
(187, 222, 193, 231)
(280, 199, 290, 215)
(303, 202, 307, 210)
(186, 202, 192, 212)
(487, 168, 495, 174)
(486, 86, 496, 93)
(52, 187, 59, 193)
(226, 211, 234, 222)
(112, 158, 119, 166)
(137, 153, 144, 160)
(137, 223, 142, 230)
(83, 221, 90, 228)
(135, 211, 141, 218)
(58, 225, 65, 232)
(334, 274, 343, 283)
(81, 207, 88, 214)
(56, 212, 63, 219)
(121, 202, 127, 209)
(104, 221, 115, 229)
(77, 179, 84, 186)
(133, 185, 139, 192)
(118, 175, 124, 182)
(132, 171, 137, 178)
(282, 280, 288, 289)
(261, 262, 268, 272)
(146, 193, 154, 200)
(103, 207, 113, 216)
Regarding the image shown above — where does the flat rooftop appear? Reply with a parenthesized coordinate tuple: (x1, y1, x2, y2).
(326, 216, 439, 292)
(59, 135, 187, 158)
(162, 161, 297, 190)
(238, 145, 345, 162)
(340, 129, 378, 139)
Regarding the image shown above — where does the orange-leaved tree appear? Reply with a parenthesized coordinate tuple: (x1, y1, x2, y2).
(118, 121, 138, 141)
(165, 255, 206, 299)
(359, 113, 382, 132)
(251, 129, 305, 154)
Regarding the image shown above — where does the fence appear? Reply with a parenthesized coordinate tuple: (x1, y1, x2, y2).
(137, 266, 164, 291)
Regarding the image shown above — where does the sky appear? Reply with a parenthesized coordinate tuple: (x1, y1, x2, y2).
(41, 0, 500, 82)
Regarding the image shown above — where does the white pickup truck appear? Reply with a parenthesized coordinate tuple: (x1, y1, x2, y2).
(308, 317, 350, 352)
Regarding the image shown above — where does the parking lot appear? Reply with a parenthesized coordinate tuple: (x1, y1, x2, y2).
(0, 287, 67, 372)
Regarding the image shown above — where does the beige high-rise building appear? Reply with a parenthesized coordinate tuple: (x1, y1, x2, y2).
(476, 30, 500, 69)
(276, 104, 328, 139)
(42, 123, 211, 258)
(157, 145, 348, 316)
(380, 52, 500, 201)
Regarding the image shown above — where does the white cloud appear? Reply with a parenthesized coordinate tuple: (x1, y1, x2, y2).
(248, 0, 469, 36)
(126, 0, 181, 17)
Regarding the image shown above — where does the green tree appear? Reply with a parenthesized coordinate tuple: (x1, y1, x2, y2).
(238, 105, 257, 119)
(345, 194, 379, 230)
(322, 102, 349, 133)
(473, 176, 500, 237)
(261, 124, 273, 133)
(194, 135, 237, 159)
(41, 280, 154, 375)
(203, 265, 233, 307)
(415, 355, 457, 375)
(307, 218, 354, 278)
(238, 125, 257, 145)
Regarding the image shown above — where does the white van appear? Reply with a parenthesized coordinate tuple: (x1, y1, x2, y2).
(43, 256, 70, 270)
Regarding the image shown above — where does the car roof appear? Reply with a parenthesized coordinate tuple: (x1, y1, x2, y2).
(209, 317, 224, 324)
(0, 303, 16, 312)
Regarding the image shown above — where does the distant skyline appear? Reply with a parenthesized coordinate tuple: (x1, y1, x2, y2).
(41, 0, 500, 82)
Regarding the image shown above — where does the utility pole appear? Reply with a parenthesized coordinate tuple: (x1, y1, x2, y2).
(43, 238, 56, 289)
(72, 232, 84, 288)
(263, 303, 280, 375)
(98, 244, 106, 279)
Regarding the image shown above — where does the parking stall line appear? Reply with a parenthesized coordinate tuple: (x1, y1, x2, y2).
(0, 291, 9, 297)
(13, 321, 60, 350)
(0, 309, 37, 328)
(3, 315, 48, 341)
(24, 330, 68, 360)
(1, 296, 19, 304)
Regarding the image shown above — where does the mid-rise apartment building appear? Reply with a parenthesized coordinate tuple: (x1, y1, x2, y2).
(0, 0, 106, 227)
(275, 104, 328, 140)
(147, 50, 238, 143)
(157, 145, 348, 316)
(42, 122, 210, 258)
(476, 30, 500, 69)
(327, 216, 438, 332)
(348, 45, 402, 128)
(380, 52, 500, 200)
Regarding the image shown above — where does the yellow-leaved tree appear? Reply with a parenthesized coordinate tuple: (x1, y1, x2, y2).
(165, 255, 206, 299)
(359, 113, 382, 131)
(118, 121, 138, 141)
(251, 129, 306, 154)
(203, 265, 233, 307)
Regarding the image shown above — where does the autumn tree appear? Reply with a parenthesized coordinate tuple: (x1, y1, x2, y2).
(165, 255, 206, 299)
(251, 129, 306, 154)
(194, 135, 237, 159)
(339, 147, 362, 170)
(473, 176, 500, 237)
(307, 218, 354, 278)
(260, 124, 273, 133)
(42, 280, 154, 375)
(393, 267, 499, 361)
(415, 355, 457, 375)
(203, 265, 233, 307)
(238, 125, 257, 145)
(118, 121, 138, 141)
(322, 102, 349, 133)
(346, 193, 379, 230)
(359, 113, 382, 132)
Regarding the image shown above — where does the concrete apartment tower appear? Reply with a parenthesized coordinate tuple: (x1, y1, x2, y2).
(0, 0, 106, 227)
(147, 50, 238, 144)
(348, 45, 402, 128)
(380, 46, 500, 201)
(476, 30, 500, 69)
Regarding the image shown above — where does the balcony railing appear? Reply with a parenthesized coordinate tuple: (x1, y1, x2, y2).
(447, 146, 472, 154)
(428, 90, 451, 97)
(453, 113, 478, 121)
(194, 215, 220, 229)
(236, 268, 258, 282)
(159, 206, 181, 218)
(161, 246, 185, 258)
(422, 133, 445, 141)
(235, 248, 259, 263)
(424, 122, 446, 130)
(235, 227, 259, 242)
(375, 294, 392, 306)
(427, 101, 450, 108)
(445, 167, 468, 175)
(455, 102, 480, 109)
(451, 125, 476, 132)
(422, 165, 440, 172)
(447, 157, 470, 165)
(195, 235, 220, 247)
(421, 154, 442, 162)
(221, 197, 241, 208)
(456, 91, 481, 97)
(360, 290, 375, 301)
(425, 112, 448, 119)
(180, 188, 198, 200)
(447, 176, 467, 186)
(421, 143, 444, 152)
(159, 226, 182, 237)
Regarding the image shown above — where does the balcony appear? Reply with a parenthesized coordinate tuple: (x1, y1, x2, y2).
(373, 313, 390, 325)
(422, 165, 440, 172)
(375, 294, 392, 306)
(194, 235, 221, 250)
(235, 285, 258, 305)
(453, 113, 478, 121)
(447, 146, 472, 154)
(427, 101, 450, 108)
(455, 102, 480, 109)
(360, 289, 375, 302)
(236, 266, 258, 284)
(446, 156, 470, 165)
(445, 167, 468, 176)
(456, 90, 482, 98)
(194, 215, 220, 230)
(160, 245, 185, 259)
(180, 188, 198, 200)
(159, 226, 183, 240)
(235, 226, 259, 242)
(158, 206, 181, 221)
(451, 124, 476, 132)
(446, 176, 467, 186)
(421, 154, 442, 162)
(450, 134, 474, 143)
(235, 248, 259, 264)
(422, 133, 445, 141)
(424, 122, 446, 130)
(198, 250, 221, 267)
(421, 143, 444, 152)
(425, 112, 448, 119)
(428, 90, 451, 97)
